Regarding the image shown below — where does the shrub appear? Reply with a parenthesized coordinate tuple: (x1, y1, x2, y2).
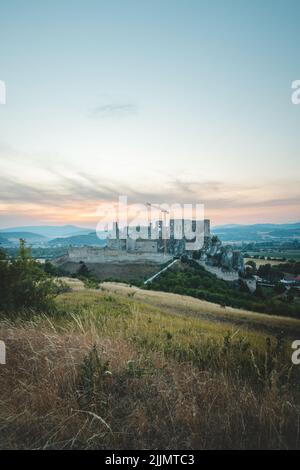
(0, 240, 59, 315)
(83, 278, 100, 289)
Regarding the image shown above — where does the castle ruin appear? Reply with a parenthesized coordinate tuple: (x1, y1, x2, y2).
(66, 217, 244, 277)
(68, 218, 211, 264)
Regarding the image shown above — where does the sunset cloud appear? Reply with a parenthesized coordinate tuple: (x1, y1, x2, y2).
(0, 1, 299, 228)
(0, 162, 299, 227)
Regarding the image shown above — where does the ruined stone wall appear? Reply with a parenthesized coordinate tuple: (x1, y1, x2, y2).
(107, 237, 158, 253)
(126, 238, 136, 252)
(134, 240, 158, 253)
(107, 238, 126, 250)
(68, 246, 171, 264)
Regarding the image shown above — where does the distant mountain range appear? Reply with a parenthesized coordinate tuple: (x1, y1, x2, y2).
(1, 222, 300, 248)
(0, 231, 48, 247)
(212, 222, 300, 242)
(0, 231, 47, 240)
(0, 225, 93, 238)
(0, 235, 13, 247)
(0, 225, 108, 248)
(48, 232, 107, 247)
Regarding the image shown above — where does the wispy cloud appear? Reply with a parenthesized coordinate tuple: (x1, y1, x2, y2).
(0, 143, 299, 226)
(0, 169, 299, 211)
(90, 102, 137, 119)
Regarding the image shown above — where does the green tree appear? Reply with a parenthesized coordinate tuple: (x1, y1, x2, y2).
(254, 285, 265, 299)
(245, 260, 257, 270)
(77, 262, 91, 278)
(0, 240, 59, 315)
(274, 282, 286, 295)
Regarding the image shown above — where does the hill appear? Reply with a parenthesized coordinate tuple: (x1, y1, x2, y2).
(1, 283, 300, 449)
(48, 232, 107, 247)
(213, 222, 300, 242)
(0, 231, 48, 243)
(0, 225, 93, 238)
(100, 281, 300, 337)
(142, 259, 300, 318)
(0, 235, 12, 247)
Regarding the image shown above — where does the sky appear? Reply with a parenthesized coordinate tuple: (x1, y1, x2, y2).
(0, 0, 300, 228)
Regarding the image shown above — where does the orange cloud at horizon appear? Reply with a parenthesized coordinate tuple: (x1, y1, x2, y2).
(0, 197, 299, 229)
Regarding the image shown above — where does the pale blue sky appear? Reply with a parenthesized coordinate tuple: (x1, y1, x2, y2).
(0, 0, 299, 227)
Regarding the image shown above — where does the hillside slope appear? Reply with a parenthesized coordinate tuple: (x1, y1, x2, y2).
(100, 281, 300, 338)
(1, 284, 300, 449)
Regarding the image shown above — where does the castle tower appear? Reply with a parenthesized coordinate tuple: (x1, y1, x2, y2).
(204, 219, 210, 237)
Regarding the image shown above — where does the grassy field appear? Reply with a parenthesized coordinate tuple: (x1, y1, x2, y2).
(1, 282, 300, 449)
(101, 281, 300, 338)
(245, 251, 300, 262)
(244, 257, 287, 267)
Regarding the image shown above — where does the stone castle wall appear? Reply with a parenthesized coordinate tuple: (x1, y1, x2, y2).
(68, 246, 171, 264)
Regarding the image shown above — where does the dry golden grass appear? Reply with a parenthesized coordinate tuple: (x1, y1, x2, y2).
(244, 258, 286, 267)
(1, 287, 300, 449)
(100, 281, 300, 338)
(59, 277, 86, 290)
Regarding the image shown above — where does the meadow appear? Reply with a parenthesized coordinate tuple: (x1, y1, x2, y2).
(1, 281, 300, 449)
(245, 251, 300, 262)
(244, 257, 286, 267)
